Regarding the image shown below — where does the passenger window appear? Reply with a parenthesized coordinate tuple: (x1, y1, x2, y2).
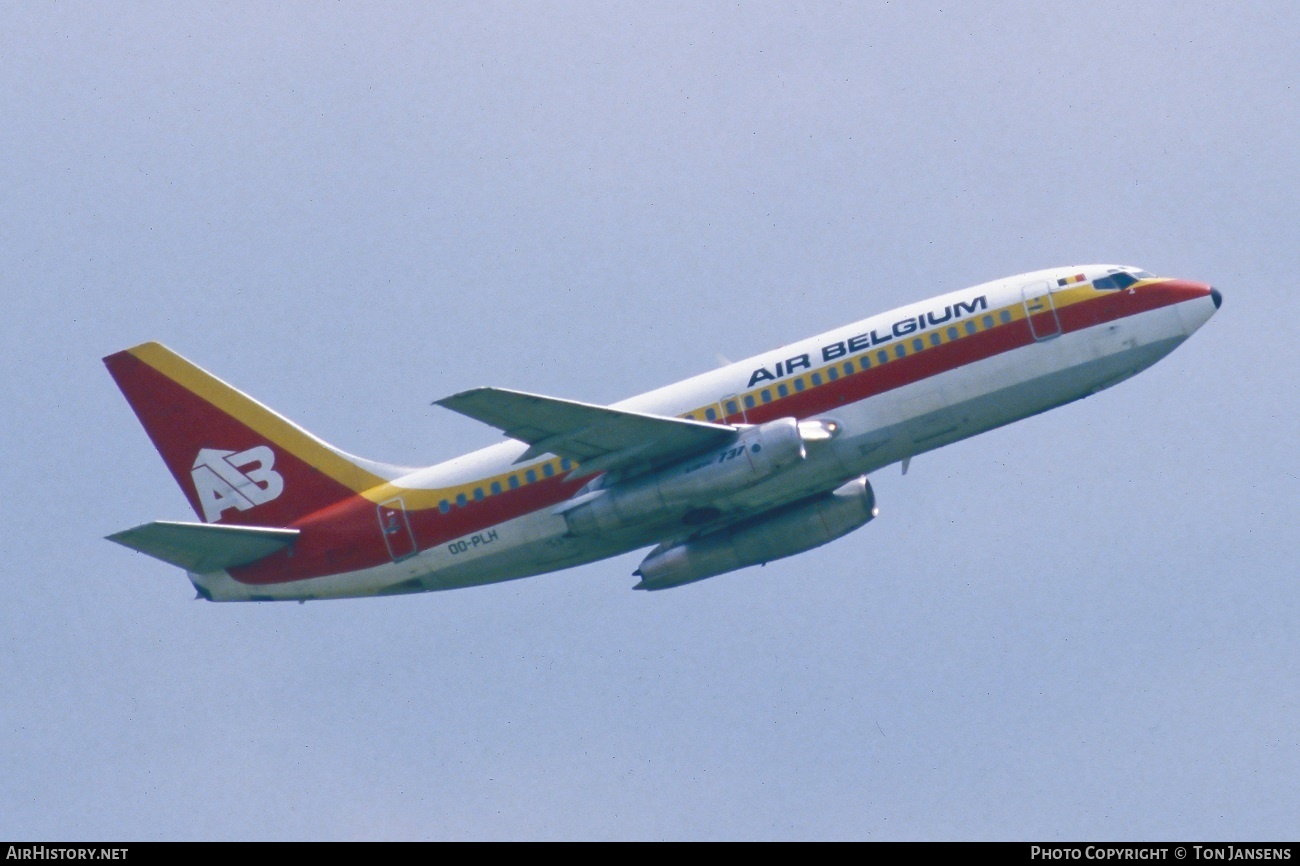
(895, 344, 907, 359)
(561, 458, 571, 471)
(473, 487, 484, 501)
(508, 475, 520, 490)
(542, 463, 554, 478)
(490, 481, 502, 495)
(705, 407, 717, 420)
(827, 367, 839, 381)
(525, 469, 537, 484)
(845, 360, 857, 374)
(912, 338, 924, 352)
(982, 315, 995, 329)
(877, 350, 889, 365)
(744, 394, 756, 409)
(930, 333, 941, 347)
(947, 327, 959, 341)
(777, 383, 789, 397)
(456, 492, 467, 508)
(794, 379, 805, 392)
(725, 400, 738, 414)
(439, 499, 450, 514)
(810, 372, 822, 386)
(761, 389, 772, 403)
(1000, 310, 1012, 324)
(965, 321, 977, 335)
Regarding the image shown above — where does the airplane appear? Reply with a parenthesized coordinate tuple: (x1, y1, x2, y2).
(105, 265, 1221, 601)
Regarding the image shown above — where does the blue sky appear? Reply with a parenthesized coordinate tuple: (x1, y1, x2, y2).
(2, 2, 1296, 841)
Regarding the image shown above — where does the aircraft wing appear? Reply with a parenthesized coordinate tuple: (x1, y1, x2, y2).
(434, 387, 738, 477)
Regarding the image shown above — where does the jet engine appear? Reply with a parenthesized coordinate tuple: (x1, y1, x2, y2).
(632, 475, 878, 590)
(562, 417, 808, 536)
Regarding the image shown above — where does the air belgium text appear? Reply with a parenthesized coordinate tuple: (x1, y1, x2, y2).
(747, 295, 989, 388)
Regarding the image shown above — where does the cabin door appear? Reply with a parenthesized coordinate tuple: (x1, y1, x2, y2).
(1021, 280, 1062, 341)
(377, 497, 418, 562)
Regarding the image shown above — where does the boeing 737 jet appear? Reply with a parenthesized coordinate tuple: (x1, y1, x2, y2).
(105, 265, 1220, 601)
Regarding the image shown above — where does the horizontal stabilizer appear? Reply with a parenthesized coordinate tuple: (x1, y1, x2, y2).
(434, 387, 737, 476)
(107, 521, 300, 573)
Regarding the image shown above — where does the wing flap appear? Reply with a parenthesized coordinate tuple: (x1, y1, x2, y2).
(434, 387, 737, 474)
(107, 521, 300, 573)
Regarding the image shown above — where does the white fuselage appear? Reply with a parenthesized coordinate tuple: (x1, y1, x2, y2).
(194, 266, 1218, 600)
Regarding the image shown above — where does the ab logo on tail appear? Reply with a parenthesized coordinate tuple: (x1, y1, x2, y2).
(191, 446, 285, 522)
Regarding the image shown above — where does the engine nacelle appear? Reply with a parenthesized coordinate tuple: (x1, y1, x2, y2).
(563, 417, 806, 536)
(632, 476, 877, 590)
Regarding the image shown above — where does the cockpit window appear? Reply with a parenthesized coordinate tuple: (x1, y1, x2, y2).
(1093, 272, 1139, 291)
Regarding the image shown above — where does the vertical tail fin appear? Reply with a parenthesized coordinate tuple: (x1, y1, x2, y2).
(104, 342, 413, 527)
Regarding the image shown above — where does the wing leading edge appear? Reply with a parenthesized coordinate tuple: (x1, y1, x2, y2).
(434, 387, 738, 478)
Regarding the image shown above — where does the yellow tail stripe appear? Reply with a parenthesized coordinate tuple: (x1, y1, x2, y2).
(128, 342, 389, 495)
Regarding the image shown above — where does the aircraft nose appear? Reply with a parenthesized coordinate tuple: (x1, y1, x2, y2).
(1171, 279, 1220, 335)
